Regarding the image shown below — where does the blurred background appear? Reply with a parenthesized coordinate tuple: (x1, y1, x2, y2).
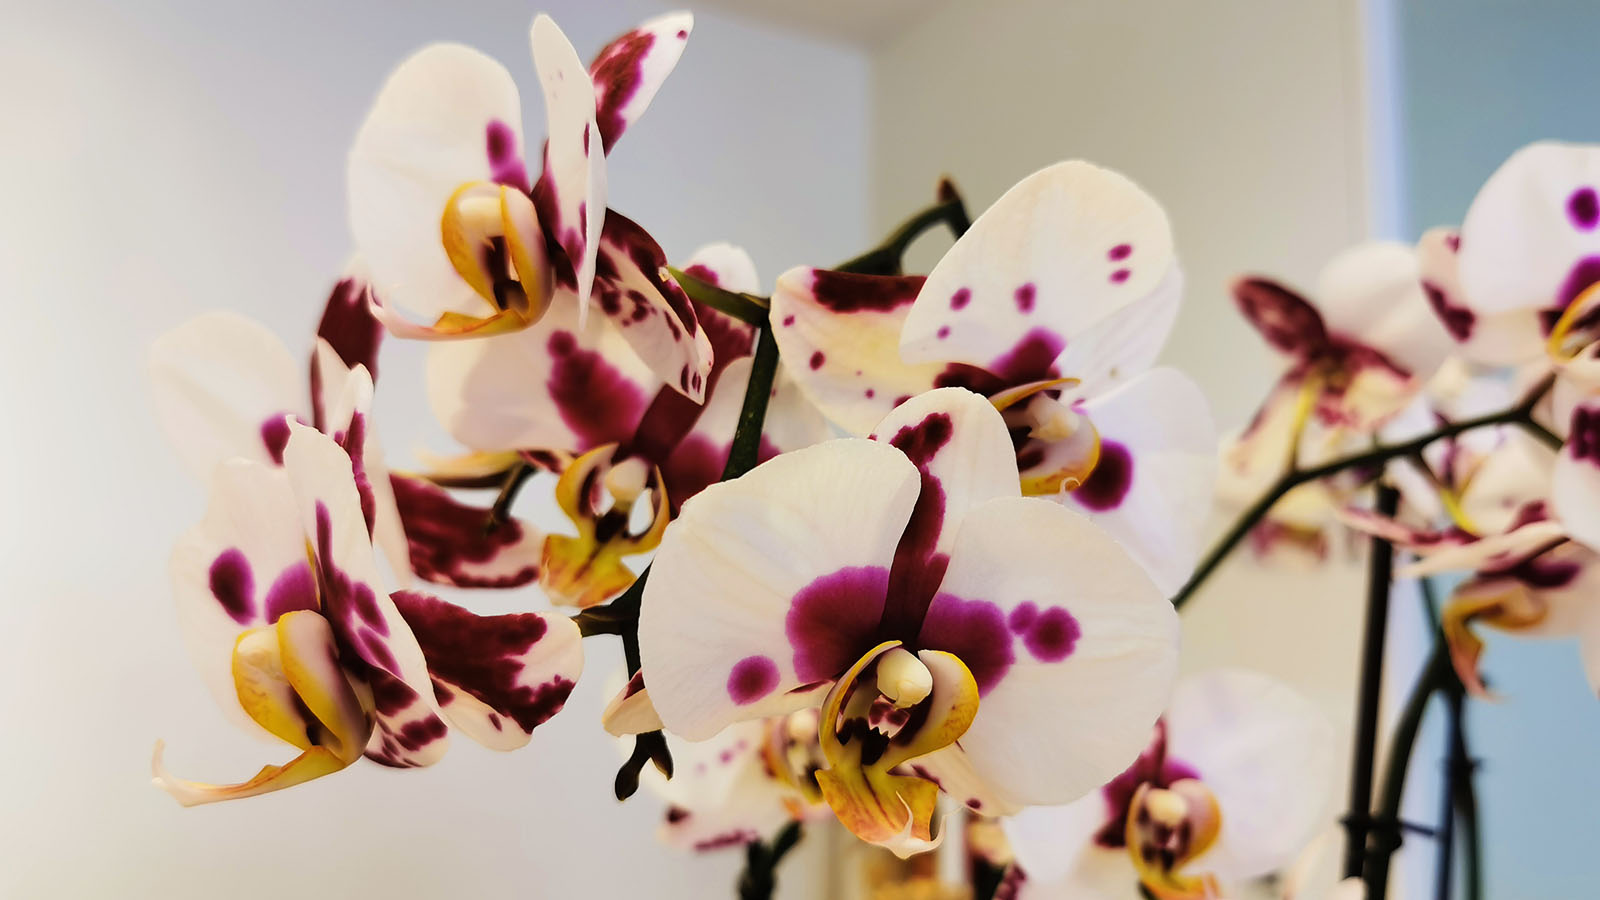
(4, 0, 1598, 896)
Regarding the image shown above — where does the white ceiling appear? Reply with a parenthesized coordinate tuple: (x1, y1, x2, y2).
(694, 0, 943, 46)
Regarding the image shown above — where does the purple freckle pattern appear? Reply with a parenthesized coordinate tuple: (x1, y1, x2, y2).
(727, 655, 779, 704)
(782, 315, 795, 327)
(1110, 269, 1131, 284)
(809, 350, 825, 370)
(1571, 188, 1600, 230)
(1073, 440, 1134, 511)
(950, 288, 971, 310)
(1108, 244, 1133, 261)
(1014, 283, 1036, 313)
(937, 325, 951, 339)
(1007, 602, 1038, 633)
(865, 388, 876, 399)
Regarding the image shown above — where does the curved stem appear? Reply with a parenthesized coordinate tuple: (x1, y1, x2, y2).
(1172, 378, 1556, 610)
(1452, 716, 1483, 900)
(834, 186, 973, 275)
(722, 323, 781, 480)
(1343, 484, 1401, 879)
(1365, 644, 1449, 898)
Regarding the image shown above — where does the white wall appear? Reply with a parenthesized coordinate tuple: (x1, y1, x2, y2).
(0, 1, 867, 897)
(869, 0, 1380, 817)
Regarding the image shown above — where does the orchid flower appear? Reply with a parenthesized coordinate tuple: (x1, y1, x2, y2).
(770, 161, 1215, 594)
(1001, 669, 1336, 900)
(154, 420, 583, 805)
(149, 275, 546, 591)
(1230, 242, 1452, 469)
(427, 243, 828, 607)
(347, 11, 715, 403)
(629, 706, 830, 853)
(149, 271, 411, 586)
(636, 386, 1179, 857)
(1342, 422, 1600, 697)
(1415, 142, 1600, 392)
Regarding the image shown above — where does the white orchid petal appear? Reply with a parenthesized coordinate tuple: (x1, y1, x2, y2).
(770, 266, 945, 435)
(926, 496, 1178, 807)
(349, 43, 526, 324)
(425, 293, 659, 453)
(1167, 669, 1337, 882)
(150, 312, 304, 476)
(1068, 368, 1216, 596)
(589, 12, 693, 153)
(639, 439, 921, 740)
(531, 14, 606, 313)
(905, 161, 1177, 375)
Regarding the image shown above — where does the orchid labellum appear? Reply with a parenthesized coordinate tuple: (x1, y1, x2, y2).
(770, 161, 1215, 594)
(1002, 670, 1336, 900)
(154, 421, 582, 804)
(636, 387, 1179, 856)
(348, 11, 715, 404)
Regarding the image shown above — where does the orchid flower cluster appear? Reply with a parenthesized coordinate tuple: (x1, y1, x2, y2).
(145, 7, 1598, 900)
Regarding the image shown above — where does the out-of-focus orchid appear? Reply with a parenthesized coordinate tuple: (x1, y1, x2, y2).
(154, 421, 582, 805)
(348, 11, 715, 402)
(149, 275, 546, 592)
(631, 707, 830, 853)
(1343, 421, 1600, 697)
(1230, 242, 1452, 471)
(149, 271, 412, 585)
(1415, 142, 1600, 385)
(1002, 669, 1336, 900)
(771, 161, 1215, 594)
(427, 243, 828, 607)
(637, 387, 1179, 857)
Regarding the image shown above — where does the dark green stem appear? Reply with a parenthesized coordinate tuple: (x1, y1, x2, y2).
(835, 185, 973, 275)
(1452, 716, 1483, 900)
(1343, 484, 1401, 879)
(486, 461, 533, 528)
(723, 323, 781, 480)
(1365, 644, 1450, 898)
(736, 822, 804, 900)
(1172, 378, 1556, 610)
(668, 267, 771, 327)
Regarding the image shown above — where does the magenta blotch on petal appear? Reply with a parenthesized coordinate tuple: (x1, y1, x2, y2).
(726, 655, 780, 705)
(1073, 440, 1134, 511)
(785, 566, 889, 683)
(208, 548, 255, 625)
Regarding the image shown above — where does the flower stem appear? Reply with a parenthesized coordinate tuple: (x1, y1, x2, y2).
(737, 822, 804, 900)
(1343, 483, 1401, 879)
(1171, 377, 1556, 610)
(834, 183, 973, 275)
(723, 323, 781, 481)
(1364, 643, 1449, 898)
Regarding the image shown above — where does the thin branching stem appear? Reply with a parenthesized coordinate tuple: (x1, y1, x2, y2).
(1172, 376, 1556, 610)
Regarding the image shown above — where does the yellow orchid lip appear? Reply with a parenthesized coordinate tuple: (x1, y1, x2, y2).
(153, 611, 372, 807)
(1125, 778, 1224, 900)
(1547, 280, 1600, 363)
(417, 180, 556, 339)
(541, 444, 670, 608)
(812, 641, 980, 858)
(1441, 577, 1549, 697)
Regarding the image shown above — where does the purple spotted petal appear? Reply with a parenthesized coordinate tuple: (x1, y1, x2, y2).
(389, 475, 543, 588)
(588, 12, 693, 154)
(390, 590, 583, 749)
